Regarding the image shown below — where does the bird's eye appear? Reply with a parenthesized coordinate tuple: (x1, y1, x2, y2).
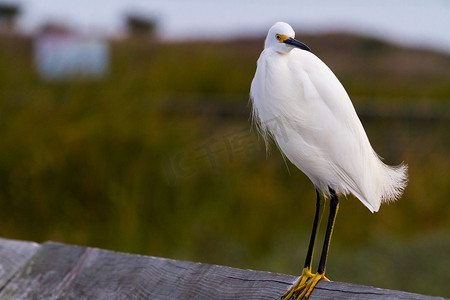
(276, 34, 281, 41)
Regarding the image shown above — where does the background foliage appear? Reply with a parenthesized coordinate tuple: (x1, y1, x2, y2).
(0, 34, 449, 297)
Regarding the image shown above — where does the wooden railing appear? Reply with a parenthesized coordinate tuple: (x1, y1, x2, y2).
(0, 238, 445, 299)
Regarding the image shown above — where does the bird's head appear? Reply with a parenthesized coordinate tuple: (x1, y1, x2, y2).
(264, 22, 311, 53)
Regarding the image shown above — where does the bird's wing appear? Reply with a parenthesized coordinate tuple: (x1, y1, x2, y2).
(286, 50, 381, 210)
(289, 50, 360, 127)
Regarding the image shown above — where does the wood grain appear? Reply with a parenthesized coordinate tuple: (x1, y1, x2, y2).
(0, 238, 445, 299)
(0, 238, 40, 288)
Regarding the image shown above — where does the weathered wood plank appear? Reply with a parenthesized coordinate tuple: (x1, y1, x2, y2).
(0, 239, 446, 300)
(0, 241, 89, 299)
(0, 238, 40, 289)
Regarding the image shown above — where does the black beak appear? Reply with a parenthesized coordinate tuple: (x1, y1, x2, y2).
(283, 37, 311, 52)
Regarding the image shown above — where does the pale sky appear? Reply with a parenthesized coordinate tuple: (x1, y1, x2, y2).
(6, 0, 450, 53)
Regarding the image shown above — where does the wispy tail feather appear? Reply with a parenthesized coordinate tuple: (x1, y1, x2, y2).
(380, 162, 408, 204)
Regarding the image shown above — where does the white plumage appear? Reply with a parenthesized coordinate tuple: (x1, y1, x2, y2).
(250, 22, 408, 212)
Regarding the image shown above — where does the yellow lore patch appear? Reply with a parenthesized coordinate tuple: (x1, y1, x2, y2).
(276, 34, 292, 42)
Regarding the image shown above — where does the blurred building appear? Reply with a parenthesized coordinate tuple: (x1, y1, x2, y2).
(34, 23, 109, 81)
(125, 13, 156, 38)
(0, 3, 20, 34)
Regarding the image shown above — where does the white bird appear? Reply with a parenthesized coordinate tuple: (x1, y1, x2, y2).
(250, 22, 408, 299)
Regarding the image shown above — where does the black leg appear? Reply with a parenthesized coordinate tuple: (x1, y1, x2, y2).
(281, 189, 326, 300)
(303, 189, 324, 270)
(317, 187, 339, 275)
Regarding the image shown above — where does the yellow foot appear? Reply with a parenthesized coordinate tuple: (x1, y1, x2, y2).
(295, 272, 329, 299)
(281, 267, 313, 299)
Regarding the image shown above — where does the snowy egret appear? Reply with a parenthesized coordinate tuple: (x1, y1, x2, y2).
(250, 22, 408, 299)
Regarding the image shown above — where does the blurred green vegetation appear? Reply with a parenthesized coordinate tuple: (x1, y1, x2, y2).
(0, 34, 449, 297)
